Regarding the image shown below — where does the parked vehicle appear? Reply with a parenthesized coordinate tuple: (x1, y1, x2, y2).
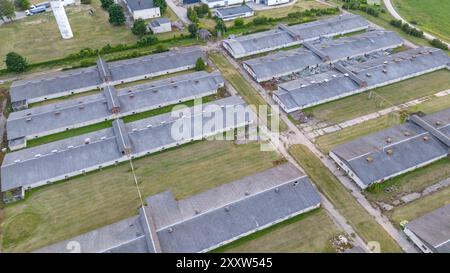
(25, 6, 47, 16)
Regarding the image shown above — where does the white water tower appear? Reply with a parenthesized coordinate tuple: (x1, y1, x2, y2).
(50, 0, 74, 39)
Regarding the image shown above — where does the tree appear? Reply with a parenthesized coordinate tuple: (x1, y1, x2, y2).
(80, 0, 91, 4)
(154, 0, 167, 14)
(187, 6, 198, 23)
(214, 18, 226, 37)
(100, 0, 113, 10)
(108, 4, 125, 26)
(5, 52, 28, 72)
(137, 34, 158, 46)
(430, 39, 448, 50)
(14, 0, 30, 10)
(195, 57, 205, 71)
(188, 23, 198, 38)
(0, 0, 16, 21)
(234, 18, 244, 28)
(132, 18, 147, 37)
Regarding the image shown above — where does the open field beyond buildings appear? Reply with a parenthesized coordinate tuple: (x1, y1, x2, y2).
(215, 208, 341, 253)
(392, 0, 450, 42)
(210, 52, 288, 132)
(0, 1, 137, 69)
(0, 140, 282, 252)
(288, 145, 402, 252)
(386, 186, 450, 228)
(304, 70, 450, 124)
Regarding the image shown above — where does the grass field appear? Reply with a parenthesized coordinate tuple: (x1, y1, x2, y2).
(210, 52, 288, 132)
(393, 0, 450, 42)
(315, 113, 402, 154)
(215, 208, 341, 253)
(288, 145, 402, 252)
(0, 140, 282, 252)
(0, 1, 137, 69)
(386, 187, 450, 228)
(304, 70, 450, 124)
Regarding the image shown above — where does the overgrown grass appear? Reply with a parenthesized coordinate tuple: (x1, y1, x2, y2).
(288, 145, 402, 252)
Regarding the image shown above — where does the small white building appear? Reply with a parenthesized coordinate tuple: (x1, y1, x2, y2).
(201, 0, 248, 8)
(149, 17, 172, 33)
(215, 4, 254, 21)
(124, 0, 161, 20)
(253, 0, 290, 6)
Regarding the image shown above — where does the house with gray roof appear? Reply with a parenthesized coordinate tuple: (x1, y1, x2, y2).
(214, 5, 254, 21)
(9, 46, 205, 110)
(124, 0, 161, 20)
(330, 108, 450, 189)
(35, 162, 321, 253)
(223, 14, 370, 59)
(243, 30, 403, 82)
(273, 47, 450, 113)
(403, 204, 450, 253)
(1, 96, 252, 200)
(6, 71, 224, 150)
(148, 17, 171, 33)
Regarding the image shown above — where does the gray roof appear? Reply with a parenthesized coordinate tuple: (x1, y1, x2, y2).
(406, 204, 450, 253)
(145, 163, 321, 252)
(274, 47, 450, 112)
(149, 17, 170, 27)
(243, 30, 403, 82)
(331, 108, 450, 187)
(35, 216, 149, 253)
(223, 14, 370, 58)
(1, 96, 251, 192)
(125, 0, 156, 11)
(6, 71, 224, 142)
(34, 163, 321, 253)
(9, 46, 205, 104)
(215, 5, 253, 19)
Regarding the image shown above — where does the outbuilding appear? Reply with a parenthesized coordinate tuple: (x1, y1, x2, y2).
(214, 4, 254, 21)
(149, 17, 172, 33)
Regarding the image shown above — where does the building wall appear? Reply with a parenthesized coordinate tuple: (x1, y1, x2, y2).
(201, 0, 244, 8)
(132, 7, 161, 20)
(151, 23, 172, 34)
(404, 228, 434, 253)
(216, 10, 254, 21)
(265, 0, 290, 6)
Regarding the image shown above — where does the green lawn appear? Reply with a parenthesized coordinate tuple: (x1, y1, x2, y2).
(386, 187, 450, 228)
(215, 208, 341, 253)
(315, 113, 403, 154)
(0, 1, 137, 69)
(0, 140, 282, 252)
(209, 52, 288, 132)
(393, 0, 450, 42)
(304, 70, 450, 124)
(288, 145, 402, 252)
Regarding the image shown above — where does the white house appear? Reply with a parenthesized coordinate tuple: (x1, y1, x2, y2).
(201, 0, 248, 9)
(149, 17, 172, 33)
(215, 4, 254, 21)
(253, 0, 290, 6)
(124, 0, 161, 20)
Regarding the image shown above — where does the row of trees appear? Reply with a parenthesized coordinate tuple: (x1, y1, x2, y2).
(0, 0, 15, 22)
(341, 0, 381, 17)
(187, 3, 210, 23)
(390, 19, 424, 38)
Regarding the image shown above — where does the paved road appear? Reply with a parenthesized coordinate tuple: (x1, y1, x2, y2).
(383, 0, 449, 47)
(166, 0, 191, 26)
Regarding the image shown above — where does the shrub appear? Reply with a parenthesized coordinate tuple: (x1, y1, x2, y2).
(137, 34, 158, 46)
(252, 16, 269, 25)
(108, 4, 126, 26)
(234, 18, 244, 28)
(188, 23, 198, 38)
(100, 0, 113, 10)
(14, 0, 30, 10)
(154, 44, 168, 53)
(195, 57, 205, 71)
(430, 39, 448, 50)
(132, 18, 148, 37)
(5, 52, 28, 73)
(80, 0, 91, 4)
